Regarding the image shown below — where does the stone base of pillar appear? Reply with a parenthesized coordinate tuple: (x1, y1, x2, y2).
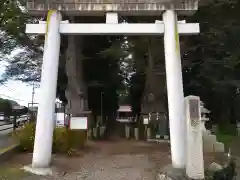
(99, 126, 106, 137)
(125, 125, 130, 139)
(87, 129, 92, 140)
(23, 165, 54, 176)
(147, 128, 151, 139)
(156, 164, 187, 180)
(93, 128, 97, 138)
(164, 135, 169, 140)
(134, 128, 139, 140)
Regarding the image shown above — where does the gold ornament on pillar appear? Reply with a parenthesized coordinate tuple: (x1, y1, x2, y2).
(46, 10, 61, 37)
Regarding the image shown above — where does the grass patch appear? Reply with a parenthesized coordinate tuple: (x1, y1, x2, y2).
(214, 123, 236, 148)
(216, 133, 234, 143)
(216, 132, 235, 148)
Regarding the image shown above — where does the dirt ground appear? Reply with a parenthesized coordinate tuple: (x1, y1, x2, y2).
(0, 140, 170, 180)
(0, 139, 227, 180)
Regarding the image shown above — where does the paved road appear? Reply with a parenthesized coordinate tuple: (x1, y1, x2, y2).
(0, 115, 29, 136)
(0, 122, 16, 150)
(0, 121, 14, 136)
(0, 118, 29, 149)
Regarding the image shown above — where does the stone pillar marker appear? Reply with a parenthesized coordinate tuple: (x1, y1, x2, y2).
(163, 10, 186, 168)
(185, 95, 204, 179)
(24, 10, 62, 174)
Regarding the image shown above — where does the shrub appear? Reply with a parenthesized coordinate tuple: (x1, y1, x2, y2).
(13, 123, 35, 152)
(13, 122, 87, 155)
(52, 127, 87, 154)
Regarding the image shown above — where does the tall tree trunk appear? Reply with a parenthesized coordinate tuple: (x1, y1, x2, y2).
(65, 18, 88, 116)
(141, 38, 166, 114)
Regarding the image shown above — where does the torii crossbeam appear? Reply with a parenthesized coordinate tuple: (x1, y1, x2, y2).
(26, 21, 199, 35)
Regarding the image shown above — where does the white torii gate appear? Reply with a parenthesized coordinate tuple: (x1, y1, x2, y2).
(25, 10, 199, 174)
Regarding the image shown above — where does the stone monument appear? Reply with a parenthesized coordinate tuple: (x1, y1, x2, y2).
(185, 95, 204, 179)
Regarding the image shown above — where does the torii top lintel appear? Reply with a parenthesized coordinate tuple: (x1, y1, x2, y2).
(26, 0, 199, 16)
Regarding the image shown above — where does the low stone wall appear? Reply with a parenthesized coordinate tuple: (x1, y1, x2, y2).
(203, 131, 225, 153)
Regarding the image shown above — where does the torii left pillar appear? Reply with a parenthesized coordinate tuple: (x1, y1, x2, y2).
(24, 10, 61, 174)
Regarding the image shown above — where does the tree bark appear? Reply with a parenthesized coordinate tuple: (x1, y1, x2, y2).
(65, 21, 88, 116)
(141, 38, 166, 114)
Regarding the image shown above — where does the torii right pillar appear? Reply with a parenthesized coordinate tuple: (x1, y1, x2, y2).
(163, 10, 186, 168)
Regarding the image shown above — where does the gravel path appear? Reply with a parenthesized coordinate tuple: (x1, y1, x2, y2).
(44, 141, 170, 180)
(58, 153, 157, 180)
(3, 138, 234, 180)
(1, 140, 171, 180)
(3, 137, 239, 180)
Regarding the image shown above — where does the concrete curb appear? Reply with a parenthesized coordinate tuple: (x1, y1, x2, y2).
(0, 144, 19, 163)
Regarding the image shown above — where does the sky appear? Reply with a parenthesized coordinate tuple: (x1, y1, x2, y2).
(0, 2, 40, 106)
(0, 61, 41, 107)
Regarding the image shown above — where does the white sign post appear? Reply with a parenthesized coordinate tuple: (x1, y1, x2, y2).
(25, 11, 200, 170)
(70, 117, 88, 130)
(143, 118, 149, 125)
